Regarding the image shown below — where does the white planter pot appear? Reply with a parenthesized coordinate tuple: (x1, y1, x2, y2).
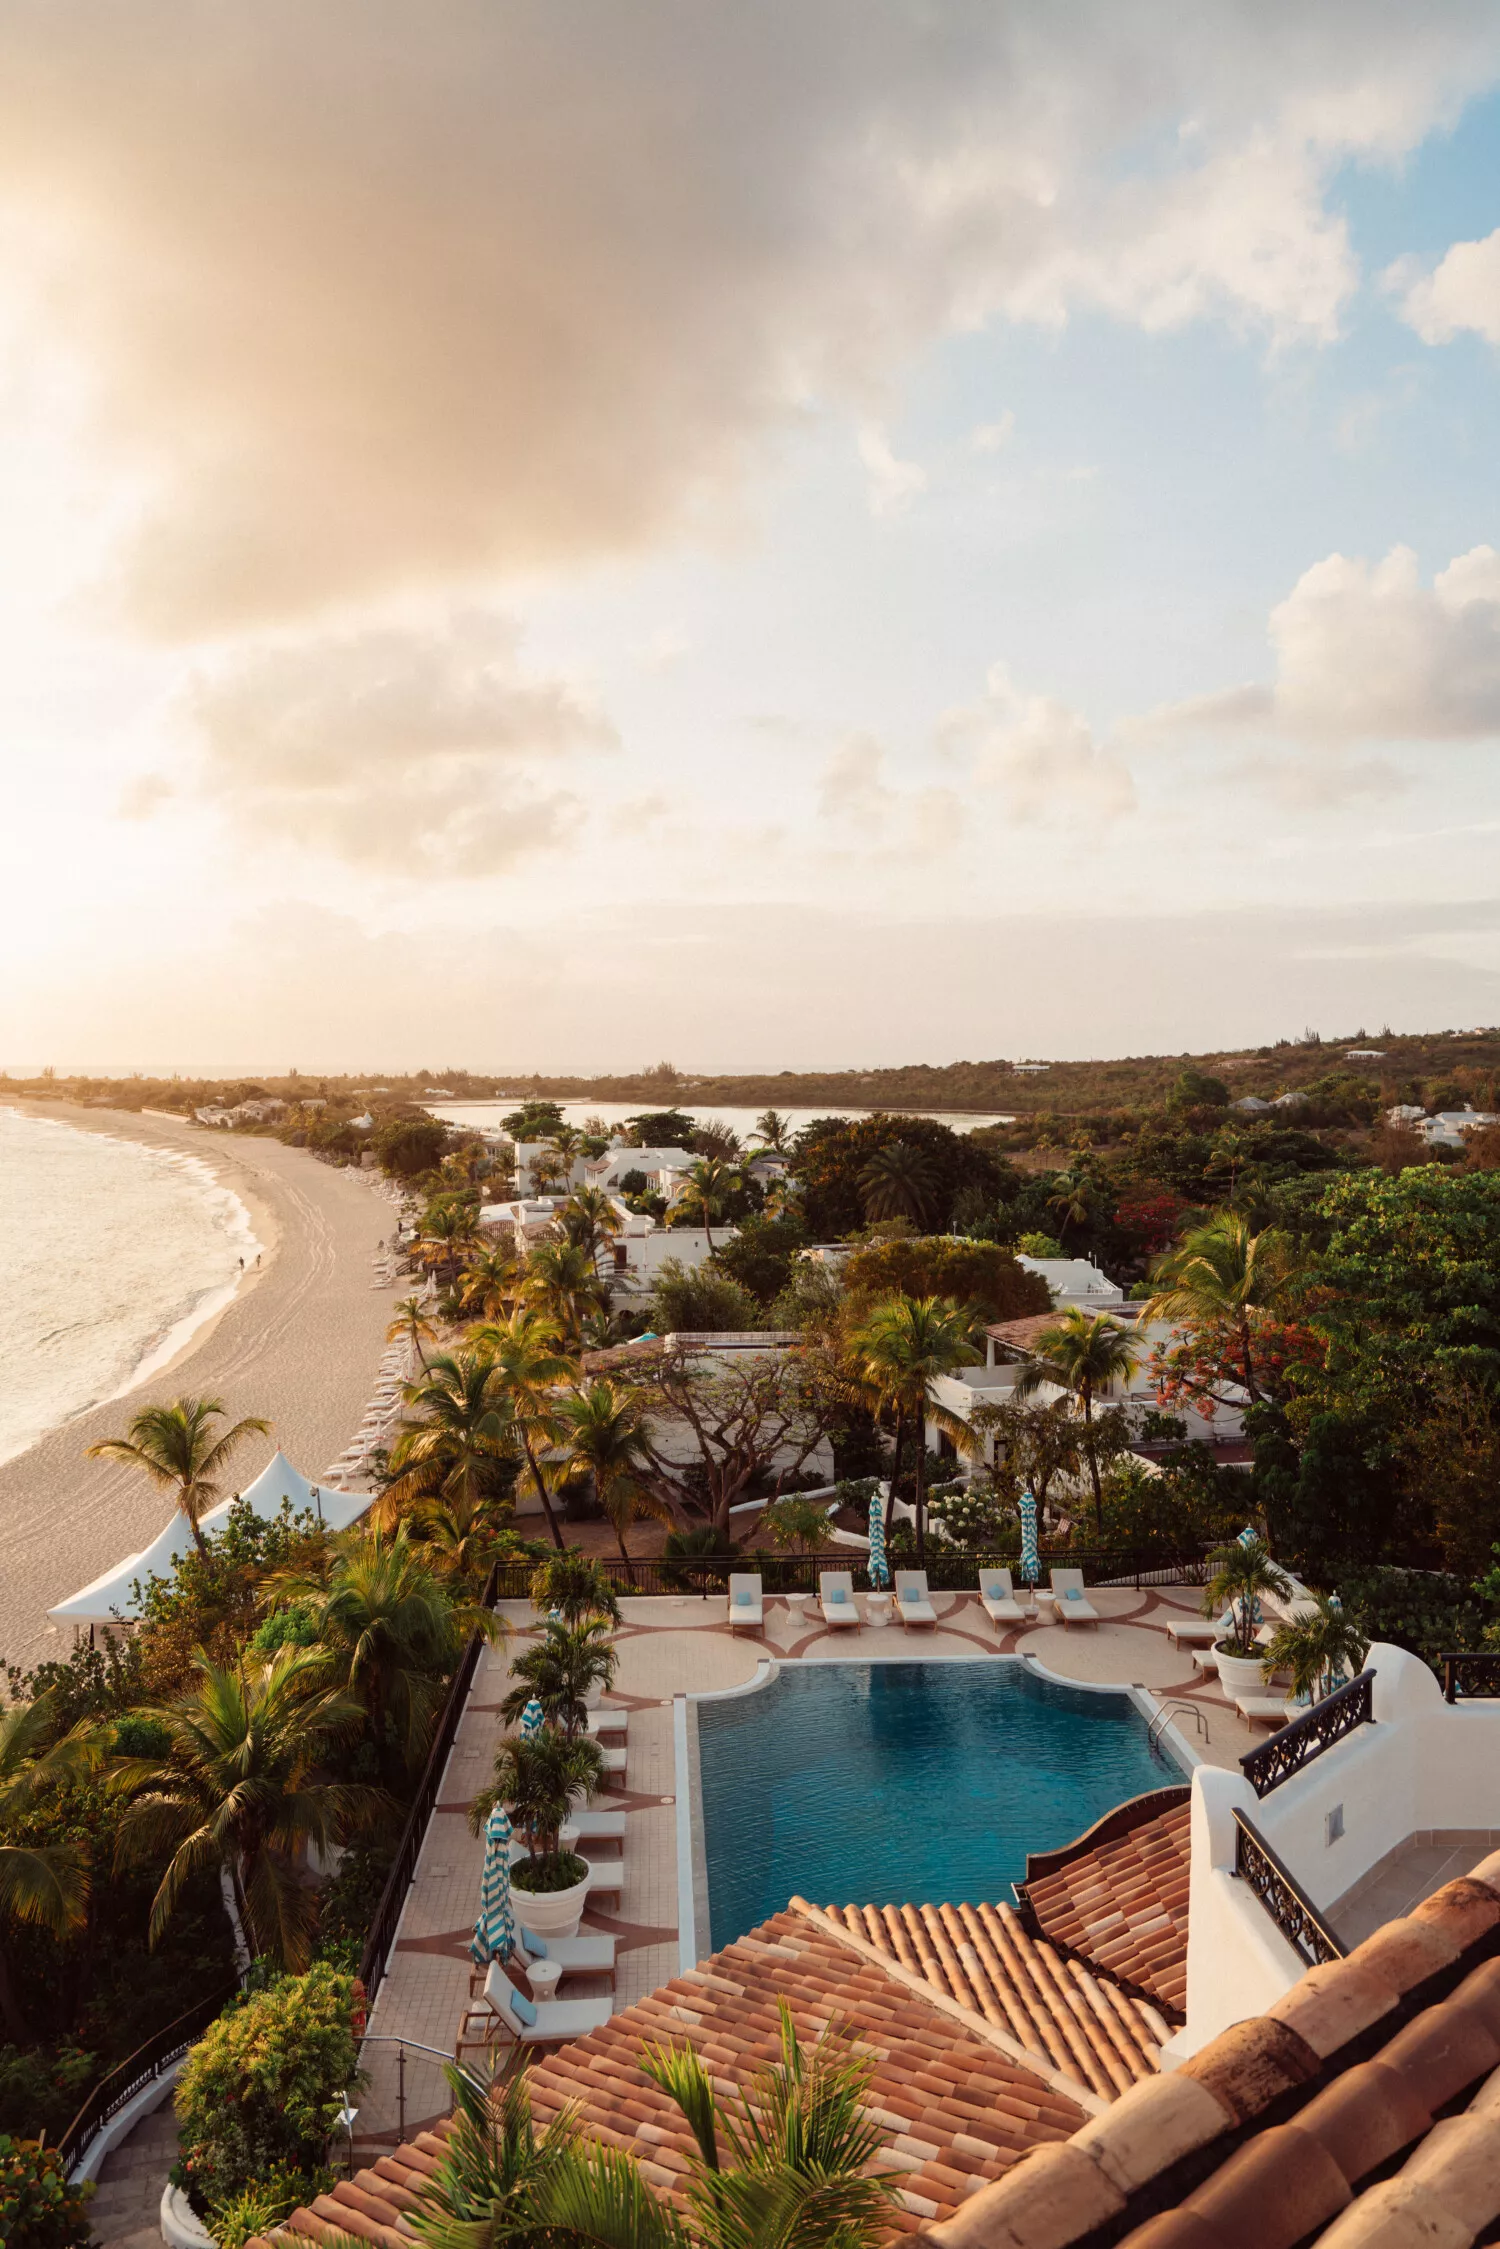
(584, 1682, 603, 1708)
(1213, 1645, 1270, 1698)
(510, 1858, 593, 1940)
(161, 2183, 218, 2249)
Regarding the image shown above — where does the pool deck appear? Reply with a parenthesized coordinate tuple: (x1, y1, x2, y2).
(353, 1581, 1257, 2151)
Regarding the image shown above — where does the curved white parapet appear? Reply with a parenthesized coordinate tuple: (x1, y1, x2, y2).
(161, 2182, 217, 2249)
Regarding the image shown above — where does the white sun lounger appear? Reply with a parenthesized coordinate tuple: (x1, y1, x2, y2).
(894, 1571, 938, 1627)
(567, 1809, 625, 1843)
(597, 1743, 628, 1774)
(586, 1706, 628, 1735)
(514, 1927, 617, 1982)
(978, 1567, 1027, 1626)
(1164, 1613, 1230, 1649)
(480, 1960, 613, 2045)
(727, 1573, 764, 1632)
(819, 1571, 861, 1628)
(1235, 1694, 1296, 1729)
(582, 1858, 627, 1897)
(1044, 1569, 1100, 1626)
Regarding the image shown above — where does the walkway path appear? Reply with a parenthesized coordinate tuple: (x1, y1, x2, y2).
(87, 2101, 178, 2249)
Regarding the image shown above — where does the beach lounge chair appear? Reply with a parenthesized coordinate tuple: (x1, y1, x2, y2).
(1235, 1694, 1296, 1729)
(727, 1573, 764, 1632)
(1164, 1612, 1230, 1649)
(515, 1927, 617, 1983)
(819, 1572, 861, 1628)
(977, 1567, 1027, 1627)
(582, 1858, 626, 1897)
(586, 1706, 627, 1735)
(478, 1960, 613, 2045)
(566, 1808, 625, 1844)
(1045, 1569, 1100, 1626)
(894, 1571, 938, 1628)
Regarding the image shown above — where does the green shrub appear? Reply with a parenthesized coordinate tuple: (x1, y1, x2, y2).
(173, 1963, 363, 2216)
(926, 1487, 1009, 1550)
(1339, 1566, 1489, 1679)
(0, 2049, 96, 2143)
(314, 1846, 393, 1969)
(0, 2136, 93, 2248)
(208, 2165, 311, 2249)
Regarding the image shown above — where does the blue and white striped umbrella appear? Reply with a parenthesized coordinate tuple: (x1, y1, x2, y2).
(468, 1802, 516, 1967)
(1236, 1525, 1259, 1547)
(866, 1488, 890, 1591)
(1019, 1490, 1040, 1589)
(520, 1696, 545, 1736)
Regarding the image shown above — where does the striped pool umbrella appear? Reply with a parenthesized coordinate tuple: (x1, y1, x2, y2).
(468, 1802, 516, 1967)
(520, 1697, 545, 1736)
(866, 1488, 890, 1590)
(1018, 1489, 1040, 1592)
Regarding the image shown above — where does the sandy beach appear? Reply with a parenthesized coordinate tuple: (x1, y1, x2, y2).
(0, 1105, 399, 1667)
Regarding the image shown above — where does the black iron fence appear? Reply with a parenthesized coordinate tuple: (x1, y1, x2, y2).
(491, 1546, 1210, 1601)
(55, 1980, 239, 2176)
(358, 1561, 499, 2006)
(1239, 1670, 1375, 1800)
(1442, 1653, 1500, 1703)
(1233, 1808, 1346, 1967)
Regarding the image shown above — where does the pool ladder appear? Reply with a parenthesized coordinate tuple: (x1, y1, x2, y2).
(1148, 1700, 1208, 1751)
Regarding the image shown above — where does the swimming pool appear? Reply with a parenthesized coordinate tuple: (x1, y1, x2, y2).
(695, 1660, 1181, 1951)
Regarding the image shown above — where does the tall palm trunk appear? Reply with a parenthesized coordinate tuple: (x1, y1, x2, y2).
(1082, 1383, 1103, 1532)
(182, 1492, 210, 1557)
(521, 1435, 566, 1550)
(913, 1407, 927, 1567)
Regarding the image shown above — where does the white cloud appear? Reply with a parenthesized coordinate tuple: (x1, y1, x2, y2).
(856, 423, 927, 516)
(1390, 229, 1500, 345)
(180, 609, 614, 874)
(942, 665, 1136, 825)
(817, 734, 962, 853)
(972, 410, 1016, 453)
(0, 5, 1492, 632)
(634, 624, 691, 670)
(1138, 546, 1500, 751)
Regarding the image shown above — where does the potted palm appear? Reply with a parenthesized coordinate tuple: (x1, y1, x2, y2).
(500, 1618, 617, 1736)
(474, 1728, 605, 1939)
(1261, 1595, 1370, 1710)
(1203, 1536, 1292, 1697)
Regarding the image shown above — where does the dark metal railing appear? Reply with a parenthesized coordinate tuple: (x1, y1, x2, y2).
(55, 1980, 239, 2175)
(1239, 1671, 1375, 1800)
(1233, 1808, 1346, 1967)
(490, 1545, 1209, 1601)
(358, 1561, 499, 2006)
(1443, 1653, 1500, 1704)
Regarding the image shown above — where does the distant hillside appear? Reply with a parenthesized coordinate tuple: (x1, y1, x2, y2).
(11, 1022, 1500, 1121)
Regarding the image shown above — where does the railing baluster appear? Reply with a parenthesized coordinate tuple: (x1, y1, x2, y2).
(1239, 1672, 1375, 1800)
(1233, 1808, 1346, 1966)
(1442, 1653, 1500, 1703)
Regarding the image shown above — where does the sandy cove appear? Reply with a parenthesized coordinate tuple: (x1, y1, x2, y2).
(0, 1104, 401, 1667)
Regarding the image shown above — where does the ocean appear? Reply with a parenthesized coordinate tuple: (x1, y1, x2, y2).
(0, 1108, 260, 1467)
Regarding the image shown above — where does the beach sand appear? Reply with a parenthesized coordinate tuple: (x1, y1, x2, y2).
(0, 1104, 400, 1667)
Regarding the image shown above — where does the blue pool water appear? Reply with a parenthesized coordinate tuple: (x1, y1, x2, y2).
(697, 1661, 1179, 1949)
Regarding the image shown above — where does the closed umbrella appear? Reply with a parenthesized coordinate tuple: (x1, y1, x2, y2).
(468, 1802, 517, 1968)
(1019, 1489, 1040, 1610)
(866, 1487, 889, 1591)
(520, 1697, 545, 1736)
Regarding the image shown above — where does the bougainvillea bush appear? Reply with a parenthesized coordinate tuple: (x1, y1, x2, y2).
(173, 1962, 364, 2219)
(0, 2136, 92, 2249)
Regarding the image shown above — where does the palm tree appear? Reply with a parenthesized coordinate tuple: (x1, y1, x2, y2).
(309, 1529, 500, 1769)
(857, 1142, 939, 1229)
(387, 1294, 438, 1370)
(418, 1202, 481, 1288)
(410, 1489, 516, 1593)
(87, 1396, 271, 1557)
(1260, 1592, 1369, 1703)
(501, 1618, 617, 1738)
(556, 1186, 624, 1274)
(458, 1244, 521, 1322)
(1143, 1212, 1300, 1406)
(1015, 1309, 1137, 1531)
(523, 1238, 611, 1351)
(844, 1294, 980, 1563)
(112, 1647, 385, 1971)
(1203, 1536, 1292, 1659)
(0, 1695, 98, 2040)
(528, 1549, 624, 1627)
(670, 1158, 742, 1254)
(384, 1351, 518, 1524)
(1046, 1168, 1094, 1246)
(556, 1381, 666, 1560)
(752, 1109, 793, 1154)
(468, 1725, 605, 1873)
(469, 1308, 575, 1550)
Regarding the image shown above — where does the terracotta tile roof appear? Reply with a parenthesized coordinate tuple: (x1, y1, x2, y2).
(812, 1899, 1170, 2102)
(983, 1314, 1068, 1354)
(253, 1905, 1094, 2246)
(1019, 1795, 1193, 2020)
(913, 1855, 1500, 2249)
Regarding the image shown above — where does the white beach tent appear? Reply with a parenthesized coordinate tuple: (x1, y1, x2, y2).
(48, 1450, 373, 1628)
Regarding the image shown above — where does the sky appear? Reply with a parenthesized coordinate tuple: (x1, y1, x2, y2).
(4, 2, 1500, 1072)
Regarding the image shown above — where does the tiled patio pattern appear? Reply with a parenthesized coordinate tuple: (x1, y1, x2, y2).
(351, 1577, 1257, 2153)
(1328, 1828, 1500, 1947)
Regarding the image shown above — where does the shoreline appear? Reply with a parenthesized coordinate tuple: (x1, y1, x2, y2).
(0, 1105, 400, 1666)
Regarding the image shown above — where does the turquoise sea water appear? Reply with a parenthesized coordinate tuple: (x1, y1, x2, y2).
(697, 1660, 1177, 1948)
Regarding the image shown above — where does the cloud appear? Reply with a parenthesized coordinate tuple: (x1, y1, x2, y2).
(972, 411, 1016, 453)
(0, 3, 1492, 633)
(1390, 229, 1500, 345)
(817, 734, 962, 853)
(180, 610, 613, 874)
(1142, 546, 1500, 751)
(942, 666, 1137, 825)
(856, 423, 927, 515)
